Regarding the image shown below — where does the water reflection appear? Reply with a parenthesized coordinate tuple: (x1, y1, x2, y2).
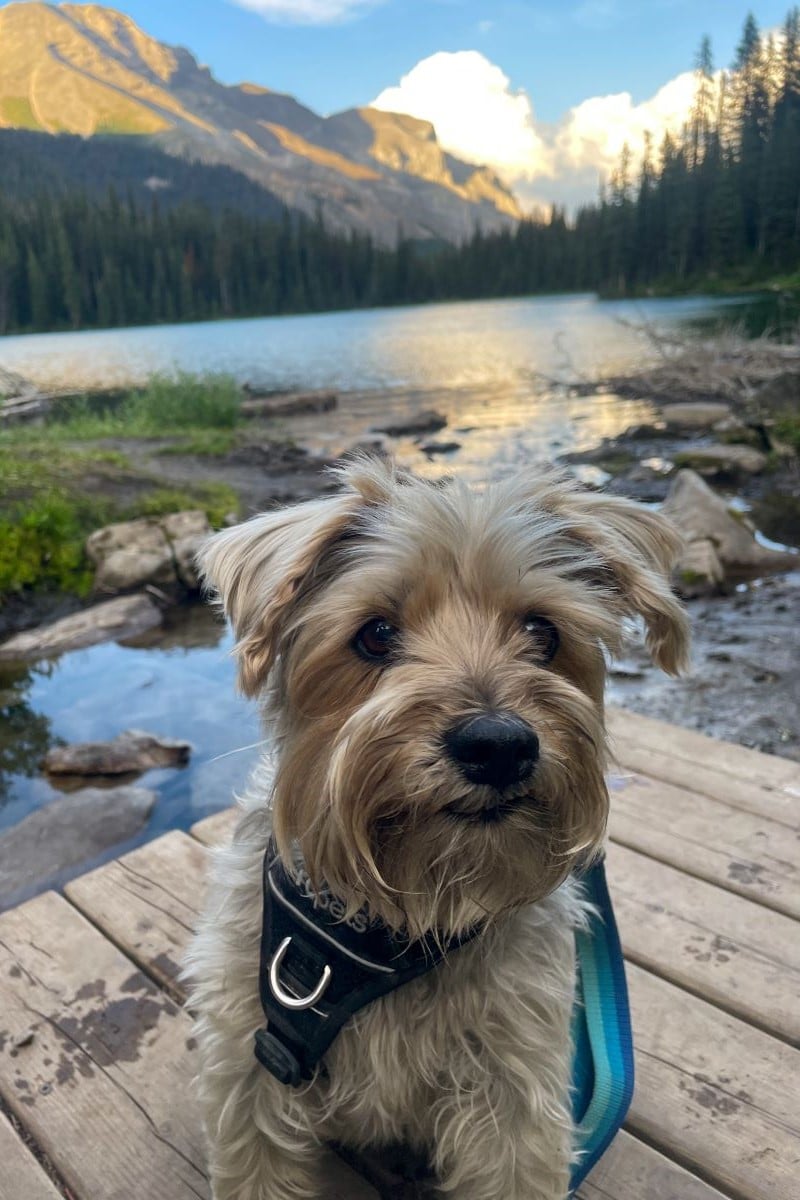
(0, 604, 262, 839)
(0, 293, 751, 395)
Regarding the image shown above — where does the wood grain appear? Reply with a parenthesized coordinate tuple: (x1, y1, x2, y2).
(578, 1129, 731, 1200)
(0, 890, 209, 1200)
(607, 708, 800, 825)
(626, 964, 800, 1200)
(66, 830, 209, 994)
(0, 1110, 63, 1200)
(607, 841, 800, 1045)
(608, 772, 800, 918)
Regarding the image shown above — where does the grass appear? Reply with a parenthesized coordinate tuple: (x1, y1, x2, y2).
(0, 372, 244, 600)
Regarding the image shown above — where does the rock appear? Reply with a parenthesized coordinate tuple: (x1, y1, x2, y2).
(0, 787, 156, 906)
(338, 436, 391, 459)
(661, 402, 733, 430)
(161, 510, 211, 589)
(0, 595, 162, 663)
(672, 444, 768, 481)
(663, 470, 798, 594)
(87, 517, 175, 592)
(44, 730, 192, 776)
(86, 511, 211, 593)
(752, 372, 800, 410)
(674, 538, 726, 597)
(373, 411, 447, 437)
(419, 440, 462, 456)
(241, 390, 337, 418)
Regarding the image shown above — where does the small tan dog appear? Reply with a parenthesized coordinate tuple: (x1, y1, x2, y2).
(188, 458, 689, 1200)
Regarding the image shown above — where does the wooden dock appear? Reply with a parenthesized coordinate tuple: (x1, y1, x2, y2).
(0, 708, 798, 1200)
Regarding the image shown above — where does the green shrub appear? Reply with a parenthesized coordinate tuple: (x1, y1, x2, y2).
(137, 483, 239, 528)
(0, 493, 94, 595)
(120, 372, 241, 431)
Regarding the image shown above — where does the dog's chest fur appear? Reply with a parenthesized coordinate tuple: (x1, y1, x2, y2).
(314, 889, 582, 1153)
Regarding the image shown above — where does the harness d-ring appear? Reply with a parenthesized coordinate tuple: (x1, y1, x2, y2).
(268, 936, 332, 1011)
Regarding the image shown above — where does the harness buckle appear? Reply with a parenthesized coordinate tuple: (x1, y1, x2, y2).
(268, 935, 332, 1011)
(254, 1028, 305, 1086)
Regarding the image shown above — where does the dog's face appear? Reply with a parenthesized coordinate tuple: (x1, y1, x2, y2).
(202, 459, 689, 936)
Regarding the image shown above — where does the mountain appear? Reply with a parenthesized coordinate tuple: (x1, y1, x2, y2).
(0, 2, 521, 243)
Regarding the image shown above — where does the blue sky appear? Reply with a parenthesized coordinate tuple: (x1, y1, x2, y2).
(60, 0, 792, 122)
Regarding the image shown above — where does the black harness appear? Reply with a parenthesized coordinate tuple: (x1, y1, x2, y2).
(254, 840, 480, 1085)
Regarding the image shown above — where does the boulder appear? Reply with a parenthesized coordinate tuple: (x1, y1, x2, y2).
(663, 469, 798, 594)
(86, 511, 212, 593)
(241, 390, 337, 418)
(672, 444, 768, 481)
(161, 510, 211, 589)
(44, 730, 192, 776)
(0, 787, 156, 906)
(0, 594, 162, 663)
(660, 402, 733, 430)
(87, 517, 175, 592)
(373, 411, 447, 437)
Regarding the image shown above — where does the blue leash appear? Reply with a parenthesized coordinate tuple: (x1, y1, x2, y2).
(569, 857, 635, 1193)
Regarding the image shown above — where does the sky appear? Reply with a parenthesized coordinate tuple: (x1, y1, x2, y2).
(6, 1, 795, 207)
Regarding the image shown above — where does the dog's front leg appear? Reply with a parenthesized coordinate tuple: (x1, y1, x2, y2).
(431, 1067, 572, 1200)
(199, 1036, 325, 1200)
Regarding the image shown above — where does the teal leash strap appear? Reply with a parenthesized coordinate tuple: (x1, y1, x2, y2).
(569, 857, 635, 1194)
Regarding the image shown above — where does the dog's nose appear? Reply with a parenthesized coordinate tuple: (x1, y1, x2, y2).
(444, 712, 539, 790)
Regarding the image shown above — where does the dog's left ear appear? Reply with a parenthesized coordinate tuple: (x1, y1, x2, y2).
(558, 490, 691, 676)
(198, 492, 361, 696)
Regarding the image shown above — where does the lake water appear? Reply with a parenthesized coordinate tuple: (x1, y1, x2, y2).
(0, 292, 754, 904)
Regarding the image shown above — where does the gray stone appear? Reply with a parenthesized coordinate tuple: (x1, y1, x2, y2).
(86, 510, 212, 592)
(663, 469, 798, 593)
(44, 730, 192, 776)
(0, 787, 156, 906)
(0, 594, 162, 663)
(661, 402, 733, 430)
(373, 410, 447, 437)
(87, 517, 175, 592)
(672, 443, 768, 480)
(161, 510, 211, 589)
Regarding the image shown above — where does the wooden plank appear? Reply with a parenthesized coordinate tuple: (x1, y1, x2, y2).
(0, 890, 209, 1200)
(608, 772, 800, 919)
(608, 708, 800, 825)
(64, 840, 377, 1200)
(0, 1110, 63, 1200)
(66, 830, 208, 994)
(607, 842, 800, 1045)
(190, 806, 239, 847)
(626, 963, 800, 1200)
(578, 1129, 731, 1200)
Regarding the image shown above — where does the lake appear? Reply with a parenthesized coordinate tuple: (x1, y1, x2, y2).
(0, 291, 756, 903)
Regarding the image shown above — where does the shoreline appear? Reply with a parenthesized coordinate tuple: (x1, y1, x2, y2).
(1, 340, 799, 763)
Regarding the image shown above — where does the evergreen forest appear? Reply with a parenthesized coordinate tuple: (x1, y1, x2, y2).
(1, 10, 798, 336)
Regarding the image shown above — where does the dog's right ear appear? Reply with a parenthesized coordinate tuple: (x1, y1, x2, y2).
(198, 493, 361, 696)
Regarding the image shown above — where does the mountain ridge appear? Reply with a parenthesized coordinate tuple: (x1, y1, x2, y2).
(0, 1, 521, 242)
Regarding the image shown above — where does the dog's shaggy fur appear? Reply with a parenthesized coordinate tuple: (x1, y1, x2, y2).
(187, 459, 689, 1200)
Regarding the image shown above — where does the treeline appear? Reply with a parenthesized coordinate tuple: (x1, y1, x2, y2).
(0, 9, 798, 335)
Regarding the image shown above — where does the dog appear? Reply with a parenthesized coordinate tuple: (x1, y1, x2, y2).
(187, 457, 689, 1200)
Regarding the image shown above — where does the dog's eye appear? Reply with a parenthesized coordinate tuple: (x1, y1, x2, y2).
(353, 618, 399, 664)
(522, 614, 560, 662)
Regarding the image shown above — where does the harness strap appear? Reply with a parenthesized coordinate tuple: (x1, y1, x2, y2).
(569, 859, 635, 1193)
(254, 841, 478, 1085)
(254, 845, 633, 1189)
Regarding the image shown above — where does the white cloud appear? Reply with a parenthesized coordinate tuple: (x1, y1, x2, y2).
(373, 52, 552, 182)
(232, 0, 383, 24)
(372, 51, 704, 211)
